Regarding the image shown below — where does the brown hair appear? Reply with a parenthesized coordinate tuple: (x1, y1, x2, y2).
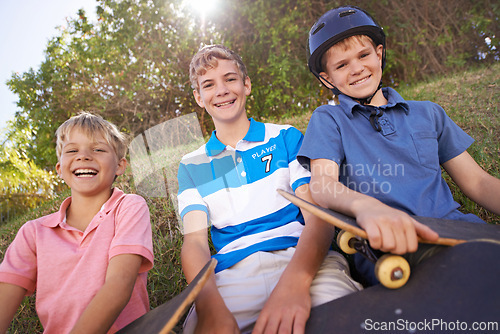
(189, 44, 248, 91)
(321, 35, 377, 73)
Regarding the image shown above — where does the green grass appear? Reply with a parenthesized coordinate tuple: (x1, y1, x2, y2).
(1, 63, 499, 333)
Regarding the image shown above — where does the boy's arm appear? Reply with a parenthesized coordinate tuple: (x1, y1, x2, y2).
(309, 159, 438, 254)
(69, 254, 142, 334)
(181, 210, 239, 334)
(253, 184, 335, 334)
(0, 283, 26, 334)
(442, 151, 500, 215)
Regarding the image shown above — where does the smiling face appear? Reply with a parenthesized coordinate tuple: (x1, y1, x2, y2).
(193, 59, 251, 127)
(320, 36, 386, 105)
(56, 128, 126, 199)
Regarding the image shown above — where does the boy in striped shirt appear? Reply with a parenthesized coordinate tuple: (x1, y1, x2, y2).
(177, 45, 361, 334)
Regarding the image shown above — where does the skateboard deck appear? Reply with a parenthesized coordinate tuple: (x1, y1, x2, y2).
(117, 259, 217, 334)
(306, 241, 500, 333)
(278, 189, 500, 288)
(278, 189, 500, 245)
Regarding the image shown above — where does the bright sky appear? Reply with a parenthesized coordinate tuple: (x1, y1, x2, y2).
(0, 0, 98, 134)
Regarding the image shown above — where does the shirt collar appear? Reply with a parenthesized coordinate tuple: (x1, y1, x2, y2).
(42, 188, 126, 228)
(205, 118, 265, 157)
(339, 87, 410, 117)
(100, 188, 126, 214)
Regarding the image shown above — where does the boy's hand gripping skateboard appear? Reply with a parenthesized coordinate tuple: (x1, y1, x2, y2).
(278, 189, 500, 289)
(118, 259, 217, 334)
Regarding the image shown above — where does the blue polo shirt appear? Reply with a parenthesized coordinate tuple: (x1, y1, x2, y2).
(177, 119, 311, 272)
(297, 87, 482, 222)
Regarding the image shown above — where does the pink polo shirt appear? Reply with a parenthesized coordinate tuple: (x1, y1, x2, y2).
(0, 188, 154, 333)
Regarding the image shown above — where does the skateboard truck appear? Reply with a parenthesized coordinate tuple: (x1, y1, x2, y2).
(276, 189, 500, 289)
(345, 234, 407, 284)
(347, 235, 378, 263)
(346, 234, 406, 280)
(337, 230, 411, 289)
(352, 238, 407, 282)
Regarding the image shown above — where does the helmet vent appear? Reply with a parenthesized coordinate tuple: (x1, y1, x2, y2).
(312, 23, 325, 35)
(339, 9, 356, 17)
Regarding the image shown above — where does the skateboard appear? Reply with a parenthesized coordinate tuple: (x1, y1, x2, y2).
(117, 258, 217, 334)
(278, 189, 500, 289)
(306, 241, 500, 333)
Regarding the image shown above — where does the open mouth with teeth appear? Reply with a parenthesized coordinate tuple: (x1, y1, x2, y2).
(73, 169, 98, 177)
(350, 75, 371, 86)
(215, 100, 235, 107)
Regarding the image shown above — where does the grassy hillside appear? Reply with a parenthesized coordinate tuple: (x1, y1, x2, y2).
(1, 63, 499, 332)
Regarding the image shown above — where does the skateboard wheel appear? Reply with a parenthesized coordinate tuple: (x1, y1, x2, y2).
(375, 254, 411, 289)
(337, 230, 358, 254)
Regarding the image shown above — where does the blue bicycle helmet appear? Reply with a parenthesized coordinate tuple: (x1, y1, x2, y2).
(307, 6, 386, 98)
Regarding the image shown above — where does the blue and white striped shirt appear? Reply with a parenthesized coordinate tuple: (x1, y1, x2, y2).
(177, 119, 310, 272)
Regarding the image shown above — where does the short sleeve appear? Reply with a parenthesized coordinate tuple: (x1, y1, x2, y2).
(177, 159, 209, 219)
(109, 195, 154, 273)
(282, 126, 311, 190)
(0, 222, 38, 294)
(432, 102, 474, 164)
(297, 107, 345, 170)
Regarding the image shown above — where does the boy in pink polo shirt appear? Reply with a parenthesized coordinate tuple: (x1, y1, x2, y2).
(0, 112, 154, 333)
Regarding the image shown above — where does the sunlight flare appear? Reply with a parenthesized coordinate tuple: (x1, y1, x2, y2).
(183, 0, 218, 15)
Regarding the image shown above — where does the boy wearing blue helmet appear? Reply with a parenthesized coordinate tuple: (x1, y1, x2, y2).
(298, 6, 500, 285)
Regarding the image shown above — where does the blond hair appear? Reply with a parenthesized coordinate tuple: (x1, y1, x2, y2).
(55, 112, 128, 161)
(321, 35, 377, 73)
(189, 44, 248, 92)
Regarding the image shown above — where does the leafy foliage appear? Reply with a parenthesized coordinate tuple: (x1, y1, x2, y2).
(7, 0, 202, 169)
(2, 0, 499, 223)
(0, 125, 62, 223)
(365, 0, 500, 84)
(209, 0, 326, 120)
(201, 0, 500, 119)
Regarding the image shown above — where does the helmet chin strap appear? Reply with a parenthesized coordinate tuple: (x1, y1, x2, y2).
(317, 73, 384, 132)
(348, 82, 384, 132)
(350, 81, 383, 105)
(344, 81, 384, 132)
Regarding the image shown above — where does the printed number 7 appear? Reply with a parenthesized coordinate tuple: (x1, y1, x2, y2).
(261, 154, 273, 173)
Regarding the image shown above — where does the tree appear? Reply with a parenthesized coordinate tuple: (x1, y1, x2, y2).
(7, 0, 203, 169)
(361, 0, 500, 84)
(3, 0, 499, 223)
(206, 0, 330, 120)
(0, 125, 61, 223)
(208, 0, 499, 117)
